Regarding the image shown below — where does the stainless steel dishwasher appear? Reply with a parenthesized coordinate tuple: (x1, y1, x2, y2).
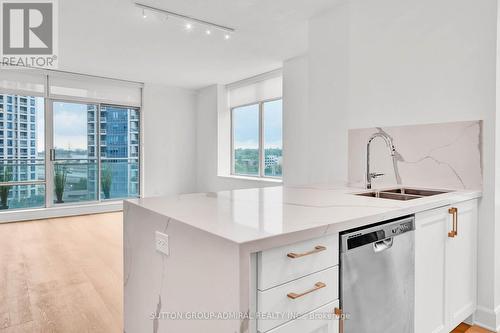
(340, 216, 415, 333)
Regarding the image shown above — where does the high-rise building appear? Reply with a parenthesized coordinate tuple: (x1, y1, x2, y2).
(0, 94, 40, 205)
(88, 105, 139, 199)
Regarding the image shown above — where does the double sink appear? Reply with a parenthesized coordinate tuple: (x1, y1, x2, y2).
(355, 187, 450, 201)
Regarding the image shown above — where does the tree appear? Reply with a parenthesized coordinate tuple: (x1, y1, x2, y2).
(54, 165, 68, 203)
(0, 166, 13, 209)
(101, 165, 113, 199)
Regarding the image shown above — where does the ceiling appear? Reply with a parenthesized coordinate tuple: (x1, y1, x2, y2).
(58, 0, 337, 89)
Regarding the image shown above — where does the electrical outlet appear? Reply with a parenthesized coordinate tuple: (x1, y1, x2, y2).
(155, 231, 169, 256)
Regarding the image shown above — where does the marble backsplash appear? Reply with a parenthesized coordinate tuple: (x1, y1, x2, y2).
(348, 121, 482, 190)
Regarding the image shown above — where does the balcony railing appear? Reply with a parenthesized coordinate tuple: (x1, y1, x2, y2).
(0, 158, 45, 186)
(0, 155, 141, 210)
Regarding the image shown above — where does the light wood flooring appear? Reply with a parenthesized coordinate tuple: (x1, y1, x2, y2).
(0, 212, 495, 332)
(0, 212, 123, 332)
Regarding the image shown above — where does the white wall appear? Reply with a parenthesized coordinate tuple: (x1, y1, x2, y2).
(307, 3, 351, 185)
(282, 55, 310, 186)
(195, 85, 281, 192)
(142, 83, 198, 197)
(285, 0, 499, 329)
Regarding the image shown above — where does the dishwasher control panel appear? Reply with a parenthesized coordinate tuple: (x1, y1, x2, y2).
(341, 215, 415, 252)
(391, 221, 414, 235)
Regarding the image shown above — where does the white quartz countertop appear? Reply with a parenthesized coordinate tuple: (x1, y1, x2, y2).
(126, 185, 481, 245)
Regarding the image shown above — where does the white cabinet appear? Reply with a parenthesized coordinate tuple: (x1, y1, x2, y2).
(257, 266, 338, 332)
(415, 205, 448, 333)
(415, 199, 477, 333)
(256, 234, 340, 333)
(266, 300, 340, 333)
(447, 200, 477, 329)
(257, 234, 338, 290)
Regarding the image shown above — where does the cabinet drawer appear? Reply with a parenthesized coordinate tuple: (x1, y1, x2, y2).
(263, 300, 340, 333)
(257, 266, 339, 332)
(257, 234, 338, 290)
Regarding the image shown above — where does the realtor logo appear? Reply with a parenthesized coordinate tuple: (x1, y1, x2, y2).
(0, 0, 58, 68)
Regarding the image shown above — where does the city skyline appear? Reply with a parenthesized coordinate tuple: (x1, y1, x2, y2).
(0, 94, 140, 210)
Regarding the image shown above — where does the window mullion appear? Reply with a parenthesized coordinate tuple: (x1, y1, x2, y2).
(259, 101, 264, 178)
(97, 104, 101, 202)
(230, 107, 234, 175)
(45, 76, 54, 207)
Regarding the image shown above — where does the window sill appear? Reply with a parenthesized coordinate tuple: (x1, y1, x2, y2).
(218, 174, 283, 183)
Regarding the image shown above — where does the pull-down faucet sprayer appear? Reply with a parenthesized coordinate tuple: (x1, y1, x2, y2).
(366, 132, 398, 189)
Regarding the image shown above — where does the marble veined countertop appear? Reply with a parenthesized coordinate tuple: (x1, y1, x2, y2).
(126, 185, 481, 245)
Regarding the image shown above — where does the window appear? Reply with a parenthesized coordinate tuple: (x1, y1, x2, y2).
(228, 71, 282, 179)
(263, 99, 283, 177)
(53, 101, 98, 204)
(232, 104, 259, 176)
(52, 102, 140, 204)
(231, 99, 283, 178)
(0, 69, 142, 212)
(99, 105, 140, 200)
(0, 94, 45, 210)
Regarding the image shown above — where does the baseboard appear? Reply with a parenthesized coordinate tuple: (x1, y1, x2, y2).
(0, 201, 123, 223)
(474, 304, 500, 332)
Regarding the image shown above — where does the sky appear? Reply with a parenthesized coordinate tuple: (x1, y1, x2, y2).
(34, 99, 89, 153)
(53, 102, 89, 151)
(233, 99, 283, 149)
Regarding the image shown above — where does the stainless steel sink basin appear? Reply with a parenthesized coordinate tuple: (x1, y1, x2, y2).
(383, 188, 449, 197)
(355, 187, 450, 201)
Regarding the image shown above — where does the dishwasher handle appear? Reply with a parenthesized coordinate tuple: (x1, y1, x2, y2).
(373, 237, 393, 253)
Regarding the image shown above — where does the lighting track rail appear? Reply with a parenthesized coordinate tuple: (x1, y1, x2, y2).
(134, 2, 236, 34)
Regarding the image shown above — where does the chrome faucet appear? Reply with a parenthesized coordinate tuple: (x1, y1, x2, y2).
(366, 132, 397, 189)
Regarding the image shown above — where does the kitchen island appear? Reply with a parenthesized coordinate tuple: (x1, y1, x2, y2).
(124, 185, 481, 333)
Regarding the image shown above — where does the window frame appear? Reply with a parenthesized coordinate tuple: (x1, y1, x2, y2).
(230, 96, 283, 179)
(0, 92, 142, 212)
(48, 99, 141, 205)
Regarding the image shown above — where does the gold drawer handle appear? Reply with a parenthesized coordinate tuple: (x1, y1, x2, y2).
(448, 207, 458, 238)
(287, 245, 326, 259)
(287, 282, 326, 299)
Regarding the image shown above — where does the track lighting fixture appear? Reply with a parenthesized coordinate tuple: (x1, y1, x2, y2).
(135, 2, 235, 40)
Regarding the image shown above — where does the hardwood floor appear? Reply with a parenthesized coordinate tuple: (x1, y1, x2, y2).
(454, 323, 473, 333)
(0, 212, 495, 333)
(0, 213, 123, 332)
(452, 323, 495, 333)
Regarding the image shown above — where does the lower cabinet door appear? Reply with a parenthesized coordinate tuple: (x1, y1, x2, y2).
(415, 206, 449, 333)
(258, 266, 338, 332)
(446, 200, 477, 330)
(264, 300, 340, 333)
(415, 199, 478, 333)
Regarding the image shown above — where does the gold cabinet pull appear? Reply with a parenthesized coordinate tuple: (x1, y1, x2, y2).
(287, 245, 326, 259)
(448, 207, 458, 238)
(334, 307, 344, 333)
(287, 282, 326, 299)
